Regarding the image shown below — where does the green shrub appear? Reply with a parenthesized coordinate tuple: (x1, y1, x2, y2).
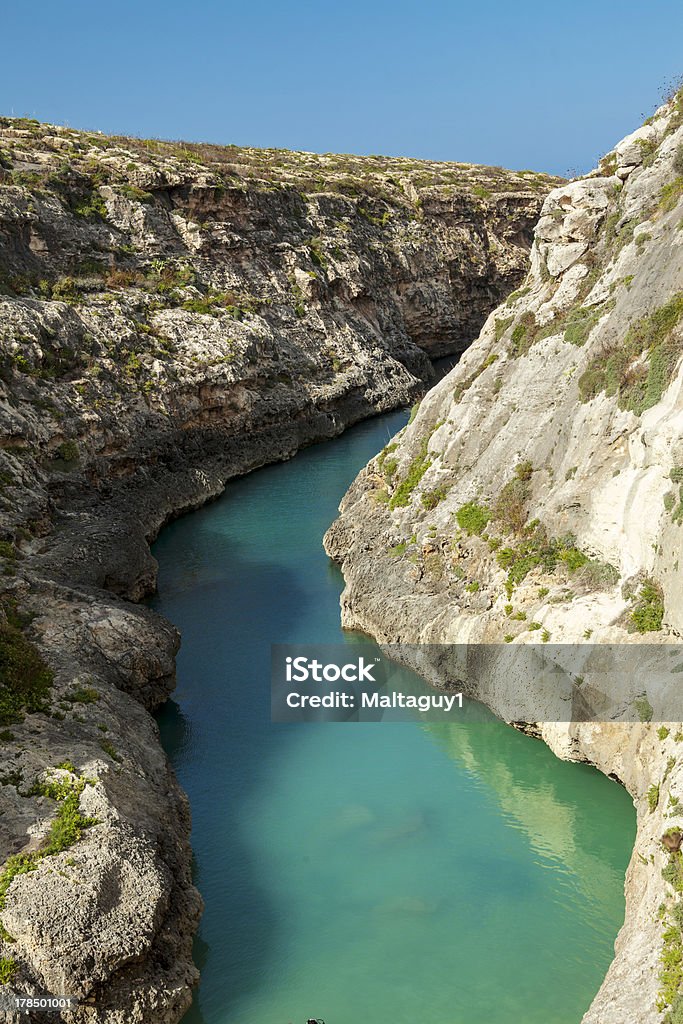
(376, 442, 398, 478)
(494, 524, 596, 592)
(660, 916, 683, 1011)
(660, 178, 683, 214)
(579, 559, 620, 588)
(67, 686, 99, 704)
(0, 542, 17, 563)
(494, 316, 514, 341)
(635, 694, 654, 722)
(0, 956, 16, 983)
(637, 138, 658, 168)
(564, 306, 601, 347)
(579, 293, 683, 414)
(649, 783, 661, 812)
(0, 774, 96, 921)
(56, 440, 79, 463)
(99, 739, 121, 762)
(44, 785, 96, 854)
(493, 477, 529, 533)
(0, 853, 38, 909)
(118, 183, 154, 204)
(49, 276, 83, 303)
(453, 353, 499, 401)
(308, 235, 327, 267)
(509, 312, 538, 356)
(455, 502, 491, 536)
(630, 579, 665, 633)
(73, 187, 108, 221)
(505, 286, 531, 307)
(559, 547, 588, 572)
(421, 485, 448, 510)
(389, 440, 431, 509)
(0, 616, 53, 726)
(663, 852, 683, 893)
(664, 993, 683, 1024)
(181, 293, 251, 318)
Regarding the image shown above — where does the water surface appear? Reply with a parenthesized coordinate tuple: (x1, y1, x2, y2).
(153, 406, 635, 1024)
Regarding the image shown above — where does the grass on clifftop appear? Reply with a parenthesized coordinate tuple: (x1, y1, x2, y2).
(0, 115, 562, 209)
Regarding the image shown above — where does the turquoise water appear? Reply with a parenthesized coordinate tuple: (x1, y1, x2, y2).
(152, 406, 636, 1024)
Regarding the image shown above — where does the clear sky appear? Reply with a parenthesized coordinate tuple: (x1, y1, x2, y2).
(3, 1, 683, 176)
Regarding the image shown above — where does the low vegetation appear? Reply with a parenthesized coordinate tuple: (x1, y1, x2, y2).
(579, 293, 683, 415)
(455, 502, 490, 536)
(628, 578, 665, 633)
(389, 439, 432, 509)
(0, 602, 53, 726)
(0, 772, 96, 925)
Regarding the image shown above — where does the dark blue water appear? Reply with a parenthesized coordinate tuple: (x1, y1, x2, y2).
(152, 406, 635, 1024)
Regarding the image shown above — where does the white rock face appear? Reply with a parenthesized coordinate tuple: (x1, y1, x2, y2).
(326, 90, 683, 1022)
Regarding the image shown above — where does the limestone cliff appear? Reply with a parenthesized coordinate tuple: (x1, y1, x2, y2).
(325, 88, 683, 1021)
(0, 117, 557, 1020)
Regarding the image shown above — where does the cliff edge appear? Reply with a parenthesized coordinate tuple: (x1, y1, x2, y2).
(325, 87, 683, 1022)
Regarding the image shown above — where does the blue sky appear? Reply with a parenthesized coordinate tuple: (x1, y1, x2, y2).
(3, 1, 683, 176)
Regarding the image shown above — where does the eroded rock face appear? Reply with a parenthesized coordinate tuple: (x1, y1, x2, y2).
(0, 120, 558, 1020)
(325, 90, 683, 1022)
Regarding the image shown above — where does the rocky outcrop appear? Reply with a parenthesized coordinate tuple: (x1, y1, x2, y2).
(0, 117, 558, 1020)
(325, 88, 683, 1022)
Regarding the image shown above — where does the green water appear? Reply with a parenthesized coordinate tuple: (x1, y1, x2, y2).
(152, 405, 636, 1024)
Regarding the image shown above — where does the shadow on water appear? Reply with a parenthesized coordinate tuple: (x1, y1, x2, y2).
(151, 409, 414, 1022)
